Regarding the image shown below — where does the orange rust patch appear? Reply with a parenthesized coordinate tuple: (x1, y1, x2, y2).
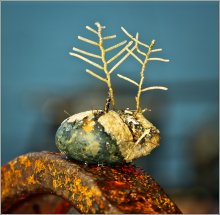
(68, 178, 101, 213)
(19, 156, 31, 168)
(14, 170, 22, 178)
(64, 176, 71, 184)
(53, 179, 62, 189)
(34, 159, 45, 173)
(27, 175, 36, 184)
(82, 118, 95, 133)
(1, 168, 13, 198)
(1, 152, 182, 214)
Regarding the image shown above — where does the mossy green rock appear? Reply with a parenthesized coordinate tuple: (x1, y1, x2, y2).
(56, 110, 160, 164)
(55, 111, 124, 164)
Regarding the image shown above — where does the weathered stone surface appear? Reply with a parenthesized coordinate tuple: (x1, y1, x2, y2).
(56, 110, 160, 164)
(1, 151, 182, 214)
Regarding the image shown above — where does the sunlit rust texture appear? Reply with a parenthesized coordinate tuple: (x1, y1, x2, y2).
(1, 151, 182, 214)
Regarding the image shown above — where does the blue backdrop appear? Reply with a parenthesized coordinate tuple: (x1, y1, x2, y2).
(2, 1, 219, 213)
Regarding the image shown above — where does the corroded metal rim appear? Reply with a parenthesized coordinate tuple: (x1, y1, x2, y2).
(1, 151, 182, 214)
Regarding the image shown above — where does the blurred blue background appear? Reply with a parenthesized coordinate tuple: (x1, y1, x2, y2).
(2, 1, 219, 213)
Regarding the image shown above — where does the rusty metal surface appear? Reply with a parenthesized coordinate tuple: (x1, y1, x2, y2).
(6, 194, 72, 214)
(1, 151, 182, 214)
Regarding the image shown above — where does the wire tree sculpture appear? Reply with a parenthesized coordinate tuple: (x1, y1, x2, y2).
(56, 22, 171, 165)
(69, 22, 169, 115)
(69, 22, 134, 110)
(118, 27, 169, 115)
